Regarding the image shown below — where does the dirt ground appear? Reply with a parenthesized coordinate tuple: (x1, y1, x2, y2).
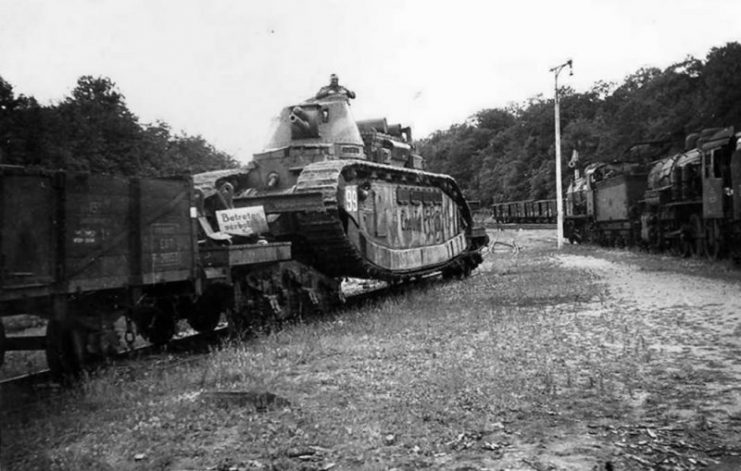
(487, 229, 741, 470)
(3, 229, 741, 470)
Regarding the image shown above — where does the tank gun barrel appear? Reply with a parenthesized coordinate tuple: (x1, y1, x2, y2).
(289, 107, 312, 134)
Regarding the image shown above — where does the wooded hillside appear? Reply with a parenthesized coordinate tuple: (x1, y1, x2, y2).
(417, 42, 741, 204)
(0, 75, 238, 175)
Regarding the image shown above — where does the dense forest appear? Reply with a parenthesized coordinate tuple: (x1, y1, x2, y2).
(0, 75, 238, 175)
(418, 42, 741, 204)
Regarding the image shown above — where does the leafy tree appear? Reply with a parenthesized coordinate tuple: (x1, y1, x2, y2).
(418, 42, 741, 204)
(702, 42, 741, 127)
(0, 75, 238, 175)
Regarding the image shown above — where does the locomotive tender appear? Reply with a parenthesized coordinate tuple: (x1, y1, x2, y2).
(0, 80, 488, 376)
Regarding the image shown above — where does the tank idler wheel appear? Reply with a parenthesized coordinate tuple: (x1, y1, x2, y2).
(133, 304, 176, 346)
(0, 321, 6, 367)
(46, 318, 87, 379)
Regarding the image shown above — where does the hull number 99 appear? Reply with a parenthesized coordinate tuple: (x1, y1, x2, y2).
(345, 185, 358, 212)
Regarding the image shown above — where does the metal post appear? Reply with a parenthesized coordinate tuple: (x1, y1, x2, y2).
(549, 59, 572, 249)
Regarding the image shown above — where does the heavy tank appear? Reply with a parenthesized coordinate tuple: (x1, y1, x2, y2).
(194, 79, 488, 324)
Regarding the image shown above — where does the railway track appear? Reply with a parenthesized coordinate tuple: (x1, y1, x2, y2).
(0, 274, 442, 409)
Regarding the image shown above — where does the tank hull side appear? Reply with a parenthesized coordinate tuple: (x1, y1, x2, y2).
(293, 160, 485, 280)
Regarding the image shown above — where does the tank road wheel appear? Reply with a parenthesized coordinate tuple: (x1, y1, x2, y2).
(704, 220, 722, 260)
(133, 301, 176, 346)
(45, 318, 87, 378)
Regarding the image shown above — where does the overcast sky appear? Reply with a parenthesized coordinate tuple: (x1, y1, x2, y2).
(1, 0, 740, 162)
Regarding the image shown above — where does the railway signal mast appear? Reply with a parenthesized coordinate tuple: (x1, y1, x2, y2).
(550, 58, 573, 249)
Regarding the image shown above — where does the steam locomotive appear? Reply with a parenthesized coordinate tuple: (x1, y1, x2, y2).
(488, 126, 741, 261)
(565, 127, 741, 259)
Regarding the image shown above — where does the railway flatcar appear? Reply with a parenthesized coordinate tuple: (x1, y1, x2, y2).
(0, 77, 489, 377)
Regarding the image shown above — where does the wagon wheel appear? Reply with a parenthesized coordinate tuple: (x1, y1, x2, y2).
(670, 237, 684, 257)
(133, 302, 176, 346)
(0, 321, 6, 367)
(566, 224, 580, 244)
(46, 318, 87, 378)
(704, 219, 722, 260)
(689, 214, 705, 257)
(680, 214, 704, 257)
(672, 233, 694, 258)
(614, 233, 625, 248)
(188, 284, 232, 333)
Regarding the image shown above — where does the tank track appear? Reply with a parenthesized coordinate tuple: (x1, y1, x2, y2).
(292, 160, 487, 281)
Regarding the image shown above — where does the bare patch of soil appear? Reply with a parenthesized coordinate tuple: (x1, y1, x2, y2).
(555, 251, 741, 467)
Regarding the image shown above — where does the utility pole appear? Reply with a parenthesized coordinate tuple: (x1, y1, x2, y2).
(549, 59, 573, 249)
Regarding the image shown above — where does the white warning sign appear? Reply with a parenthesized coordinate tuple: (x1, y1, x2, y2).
(215, 206, 269, 236)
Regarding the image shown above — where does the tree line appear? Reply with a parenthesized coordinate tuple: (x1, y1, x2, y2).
(417, 42, 741, 204)
(0, 75, 238, 176)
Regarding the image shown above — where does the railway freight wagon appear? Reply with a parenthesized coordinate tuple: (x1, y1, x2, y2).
(0, 167, 291, 376)
(0, 167, 196, 375)
(491, 199, 560, 224)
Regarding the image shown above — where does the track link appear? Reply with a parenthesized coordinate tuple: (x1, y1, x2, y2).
(293, 160, 487, 281)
